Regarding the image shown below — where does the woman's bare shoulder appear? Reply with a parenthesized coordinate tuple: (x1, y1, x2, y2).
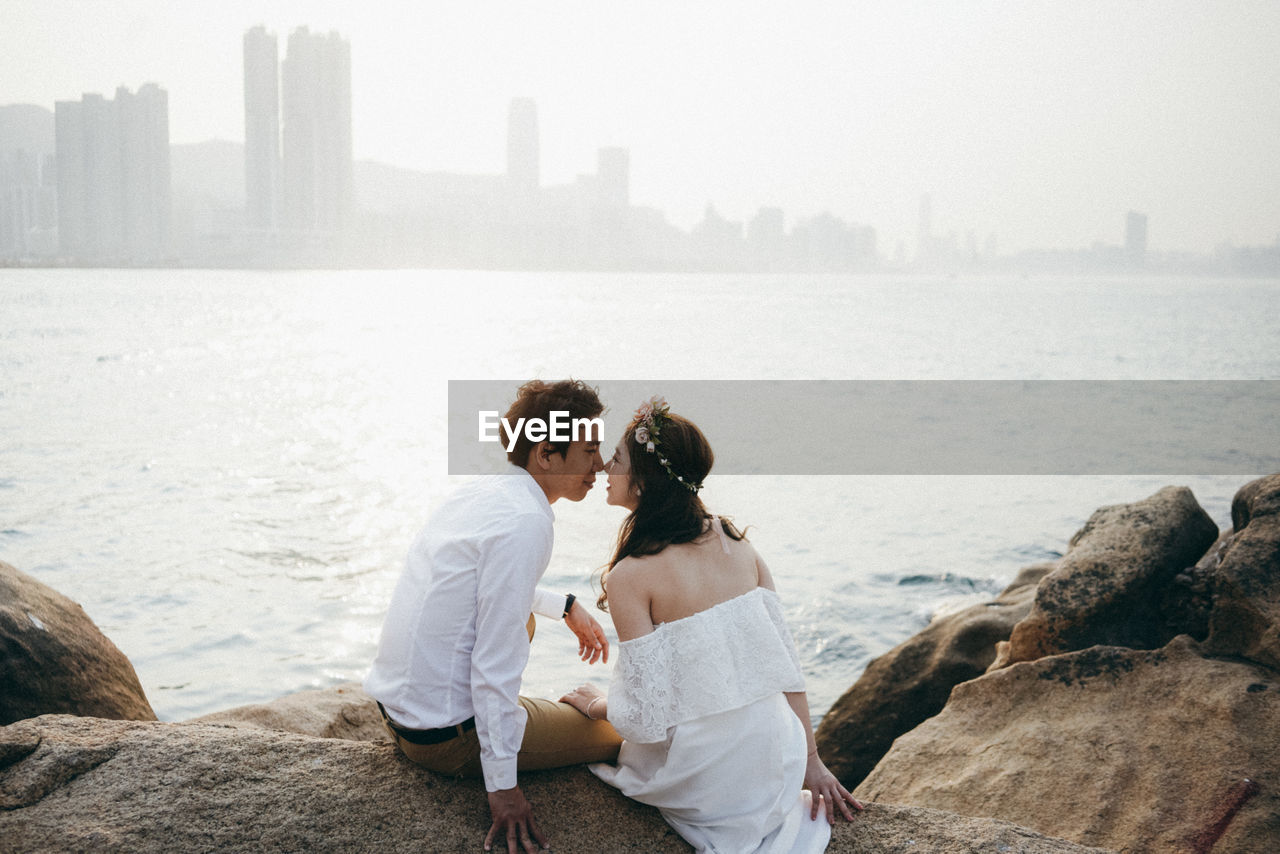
(606, 555, 651, 591)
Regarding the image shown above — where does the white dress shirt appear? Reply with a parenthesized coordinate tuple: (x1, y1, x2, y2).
(364, 466, 570, 791)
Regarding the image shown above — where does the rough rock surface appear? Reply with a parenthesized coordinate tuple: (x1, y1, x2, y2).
(992, 487, 1218, 668)
(0, 715, 1108, 854)
(1205, 473, 1280, 670)
(0, 560, 156, 726)
(190, 682, 390, 742)
(816, 564, 1051, 788)
(856, 636, 1280, 854)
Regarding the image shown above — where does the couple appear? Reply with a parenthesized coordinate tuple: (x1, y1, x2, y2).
(363, 380, 861, 853)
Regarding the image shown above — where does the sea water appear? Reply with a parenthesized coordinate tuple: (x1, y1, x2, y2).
(2, 268, 1277, 722)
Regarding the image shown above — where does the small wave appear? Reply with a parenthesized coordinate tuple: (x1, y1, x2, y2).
(1003, 543, 1063, 564)
(897, 572, 982, 590)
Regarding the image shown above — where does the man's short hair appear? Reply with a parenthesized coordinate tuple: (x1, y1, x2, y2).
(502, 379, 604, 467)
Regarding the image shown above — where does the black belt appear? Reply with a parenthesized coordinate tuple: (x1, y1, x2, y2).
(378, 702, 476, 746)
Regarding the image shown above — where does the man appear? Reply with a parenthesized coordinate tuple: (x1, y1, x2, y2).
(364, 379, 621, 854)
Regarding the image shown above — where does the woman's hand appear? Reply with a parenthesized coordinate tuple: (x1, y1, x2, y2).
(563, 600, 609, 664)
(559, 683, 607, 720)
(804, 751, 863, 823)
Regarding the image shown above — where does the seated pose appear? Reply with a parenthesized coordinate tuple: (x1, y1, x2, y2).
(365, 380, 622, 854)
(562, 397, 862, 853)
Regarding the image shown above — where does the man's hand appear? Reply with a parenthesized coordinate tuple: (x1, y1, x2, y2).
(563, 599, 609, 664)
(484, 786, 548, 853)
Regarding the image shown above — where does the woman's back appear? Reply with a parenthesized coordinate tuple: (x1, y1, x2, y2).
(630, 518, 761, 628)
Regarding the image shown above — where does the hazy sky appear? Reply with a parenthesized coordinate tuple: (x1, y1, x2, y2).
(4, 1, 1278, 254)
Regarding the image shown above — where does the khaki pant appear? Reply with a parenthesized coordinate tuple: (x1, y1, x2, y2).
(385, 615, 621, 779)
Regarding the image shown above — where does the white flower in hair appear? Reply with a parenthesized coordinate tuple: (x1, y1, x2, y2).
(629, 396, 702, 492)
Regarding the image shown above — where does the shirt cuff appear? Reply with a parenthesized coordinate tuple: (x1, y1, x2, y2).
(483, 755, 519, 792)
(531, 587, 567, 620)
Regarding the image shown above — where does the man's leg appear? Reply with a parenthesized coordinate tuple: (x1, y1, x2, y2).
(515, 696, 622, 771)
(380, 715, 481, 777)
(517, 612, 622, 769)
(387, 615, 619, 777)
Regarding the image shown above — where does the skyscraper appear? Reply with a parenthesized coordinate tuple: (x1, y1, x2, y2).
(117, 84, 171, 257)
(0, 104, 57, 259)
(507, 98, 540, 194)
(280, 27, 352, 236)
(244, 26, 281, 234)
(54, 85, 170, 260)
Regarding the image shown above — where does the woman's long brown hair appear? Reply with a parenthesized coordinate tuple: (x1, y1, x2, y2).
(596, 412, 745, 610)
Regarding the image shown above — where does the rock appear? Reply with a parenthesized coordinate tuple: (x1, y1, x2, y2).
(992, 487, 1218, 668)
(1162, 529, 1235, 641)
(1205, 474, 1280, 670)
(816, 564, 1051, 789)
(1231, 473, 1280, 531)
(856, 637, 1280, 854)
(0, 714, 686, 852)
(189, 682, 390, 742)
(828, 803, 1115, 853)
(0, 561, 156, 725)
(0, 715, 1105, 854)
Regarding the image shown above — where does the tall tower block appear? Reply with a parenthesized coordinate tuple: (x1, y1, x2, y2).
(244, 26, 281, 233)
(281, 26, 353, 236)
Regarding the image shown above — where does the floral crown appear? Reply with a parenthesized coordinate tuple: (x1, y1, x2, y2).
(632, 396, 701, 492)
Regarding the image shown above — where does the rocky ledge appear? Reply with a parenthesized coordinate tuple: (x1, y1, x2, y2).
(3, 474, 1279, 852)
(0, 712, 1106, 853)
(820, 475, 1280, 853)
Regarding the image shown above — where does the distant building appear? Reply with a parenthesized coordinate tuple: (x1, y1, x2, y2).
(0, 104, 57, 259)
(595, 147, 629, 210)
(54, 84, 170, 261)
(507, 98, 540, 195)
(916, 193, 935, 268)
(244, 26, 281, 234)
(280, 27, 352, 237)
(1126, 210, 1148, 266)
(747, 206, 787, 266)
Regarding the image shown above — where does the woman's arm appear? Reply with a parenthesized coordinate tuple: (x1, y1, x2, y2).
(785, 690, 864, 823)
(759, 548, 863, 822)
(560, 561, 654, 721)
(601, 561, 654, 643)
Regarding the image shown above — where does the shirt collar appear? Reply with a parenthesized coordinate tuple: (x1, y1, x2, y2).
(509, 464, 555, 521)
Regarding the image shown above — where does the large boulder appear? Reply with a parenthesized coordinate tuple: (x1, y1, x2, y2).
(992, 487, 1217, 669)
(189, 682, 390, 742)
(0, 561, 156, 725)
(815, 564, 1050, 788)
(0, 714, 1110, 853)
(856, 637, 1280, 854)
(1205, 474, 1280, 670)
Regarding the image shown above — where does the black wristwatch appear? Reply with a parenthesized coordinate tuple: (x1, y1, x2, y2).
(563, 593, 576, 618)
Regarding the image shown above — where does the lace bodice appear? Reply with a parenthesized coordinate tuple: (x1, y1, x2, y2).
(606, 586, 806, 743)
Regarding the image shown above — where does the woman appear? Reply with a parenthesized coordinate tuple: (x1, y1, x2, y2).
(561, 397, 862, 853)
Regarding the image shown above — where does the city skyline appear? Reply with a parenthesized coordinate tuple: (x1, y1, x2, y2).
(2, 1, 1278, 258)
(2, 82, 1274, 272)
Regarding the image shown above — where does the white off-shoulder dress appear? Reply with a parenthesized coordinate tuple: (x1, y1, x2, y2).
(591, 585, 831, 853)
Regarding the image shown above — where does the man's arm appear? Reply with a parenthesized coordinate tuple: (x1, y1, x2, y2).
(530, 589, 609, 664)
(471, 516, 553, 851)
